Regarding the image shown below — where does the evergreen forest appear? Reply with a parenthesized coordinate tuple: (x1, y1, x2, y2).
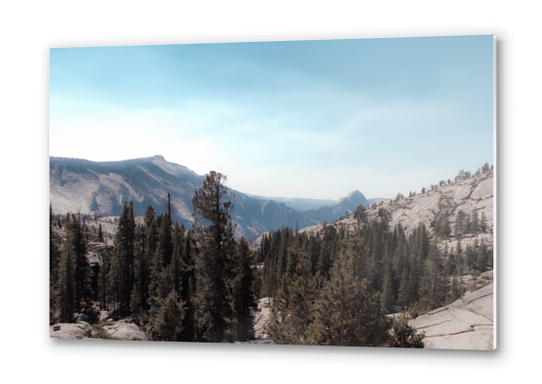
(50, 166, 493, 347)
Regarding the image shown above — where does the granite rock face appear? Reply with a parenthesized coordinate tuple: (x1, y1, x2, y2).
(408, 282, 494, 350)
(50, 322, 92, 339)
(296, 170, 493, 240)
(102, 321, 147, 341)
(253, 297, 272, 339)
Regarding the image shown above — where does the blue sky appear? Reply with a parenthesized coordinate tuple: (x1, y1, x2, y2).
(50, 36, 494, 199)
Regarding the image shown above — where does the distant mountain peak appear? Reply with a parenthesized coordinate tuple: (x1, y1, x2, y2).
(346, 190, 363, 198)
(338, 190, 368, 209)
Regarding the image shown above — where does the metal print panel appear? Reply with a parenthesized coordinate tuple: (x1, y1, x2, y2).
(49, 35, 495, 349)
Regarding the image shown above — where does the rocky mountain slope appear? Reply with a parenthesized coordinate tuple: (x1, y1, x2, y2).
(296, 169, 494, 249)
(50, 156, 377, 239)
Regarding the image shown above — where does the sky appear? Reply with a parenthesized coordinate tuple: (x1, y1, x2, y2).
(50, 35, 494, 200)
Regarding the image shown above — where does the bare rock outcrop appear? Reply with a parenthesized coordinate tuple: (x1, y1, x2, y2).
(102, 321, 147, 341)
(408, 282, 494, 350)
(253, 297, 272, 339)
(50, 322, 92, 339)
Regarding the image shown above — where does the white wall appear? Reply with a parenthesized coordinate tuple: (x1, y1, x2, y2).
(1, 1, 540, 382)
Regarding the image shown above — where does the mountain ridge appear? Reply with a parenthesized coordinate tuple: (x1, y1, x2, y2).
(50, 156, 378, 239)
(255, 168, 494, 250)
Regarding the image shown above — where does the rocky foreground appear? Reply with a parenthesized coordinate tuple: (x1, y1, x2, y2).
(51, 276, 494, 348)
(409, 281, 494, 350)
(50, 310, 147, 341)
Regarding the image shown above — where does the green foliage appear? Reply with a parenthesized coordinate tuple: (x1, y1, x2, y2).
(266, 253, 321, 345)
(471, 210, 479, 234)
(387, 313, 425, 348)
(447, 273, 465, 304)
(316, 224, 337, 278)
(353, 204, 366, 223)
(57, 221, 76, 322)
(50, 204, 62, 320)
(150, 289, 186, 341)
(98, 223, 104, 242)
(268, 240, 391, 347)
(407, 302, 425, 319)
(56, 214, 91, 321)
(227, 237, 257, 341)
(309, 243, 391, 347)
(418, 241, 446, 311)
(381, 268, 394, 314)
(433, 210, 451, 237)
(191, 171, 254, 342)
(130, 283, 143, 321)
(109, 203, 136, 308)
(476, 240, 490, 272)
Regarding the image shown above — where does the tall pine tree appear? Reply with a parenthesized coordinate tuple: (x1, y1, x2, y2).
(192, 171, 237, 342)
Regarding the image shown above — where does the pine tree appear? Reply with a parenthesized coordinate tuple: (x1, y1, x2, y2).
(57, 215, 76, 322)
(145, 214, 158, 306)
(463, 215, 471, 235)
(316, 224, 337, 279)
(308, 240, 390, 347)
(466, 243, 476, 272)
(179, 229, 196, 341)
(418, 241, 446, 310)
(392, 225, 408, 283)
(98, 223, 104, 242)
(471, 210, 479, 234)
(50, 204, 62, 320)
(134, 223, 149, 311)
(110, 203, 136, 308)
(266, 252, 321, 345)
(455, 239, 463, 275)
(447, 273, 465, 303)
(381, 267, 394, 314)
(108, 239, 123, 308)
(130, 283, 143, 322)
(387, 313, 425, 348)
(147, 229, 168, 329)
(155, 213, 173, 268)
(398, 267, 411, 309)
(151, 289, 186, 341)
(99, 250, 110, 310)
(227, 237, 257, 341)
(68, 214, 91, 307)
(454, 211, 465, 238)
(476, 240, 489, 272)
(192, 171, 237, 342)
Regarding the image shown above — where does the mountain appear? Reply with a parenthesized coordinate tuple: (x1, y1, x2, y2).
(300, 189, 369, 224)
(255, 168, 494, 251)
(337, 190, 369, 211)
(50, 155, 203, 226)
(50, 156, 385, 239)
(50, 156, 348, 239)
(297, 169, 494, 248)
(243, 194, 338, 212)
